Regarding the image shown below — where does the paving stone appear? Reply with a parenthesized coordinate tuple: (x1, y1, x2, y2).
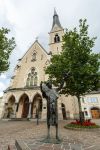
(0, 120, 100, 150)
(69, 143, 82, 150)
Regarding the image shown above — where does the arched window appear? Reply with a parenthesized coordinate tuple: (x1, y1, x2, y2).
(26, 77, 30, 87)
(34, 72, 38, 86)
(34, 76, 38, 86)
(31, 51, 37, 61)
(26, 68, 38, 87)
(30, 75, 34, 86)
(54, 34, 60, 43)
(31, 67, 35, 74)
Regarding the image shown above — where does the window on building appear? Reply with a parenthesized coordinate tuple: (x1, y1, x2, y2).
(87, 97, 98, 103)
(31, 67, 35, 74)
(31, 51, 37, 61)
(54, 34, 60, 43)
(34, 76, 38, 86)
(85, 111, 88, 116)
(82, 97, 85, 103)
(26, 77, 30, 87)
(26, 68, 38, 87)
(30, 76, 34, 86)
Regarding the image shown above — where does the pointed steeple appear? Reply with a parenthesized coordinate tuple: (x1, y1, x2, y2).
(51, 8, 62, 30)
(49, 9, 64, 55)
(54, 8, 57, 15)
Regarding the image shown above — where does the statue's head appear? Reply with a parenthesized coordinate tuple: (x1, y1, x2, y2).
(46, 80, 52, 89)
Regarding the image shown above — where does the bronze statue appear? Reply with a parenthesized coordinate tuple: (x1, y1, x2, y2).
(40, 81, 60, 141)
(40, 72, 70, 142)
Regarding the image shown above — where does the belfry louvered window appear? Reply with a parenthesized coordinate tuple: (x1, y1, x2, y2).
(54, 34, 60, 43)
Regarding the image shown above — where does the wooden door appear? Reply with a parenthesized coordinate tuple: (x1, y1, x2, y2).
(22, 100, 29, 118)
(91, 110, 100, 119)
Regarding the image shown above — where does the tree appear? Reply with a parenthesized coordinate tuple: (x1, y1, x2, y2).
(0, 28, 16, 73)
(45, 19, 100, 123)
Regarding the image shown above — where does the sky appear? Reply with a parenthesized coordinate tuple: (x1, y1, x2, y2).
(0, 0, 100, 97)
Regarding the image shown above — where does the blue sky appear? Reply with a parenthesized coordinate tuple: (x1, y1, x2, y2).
(0, 0, 100, 96)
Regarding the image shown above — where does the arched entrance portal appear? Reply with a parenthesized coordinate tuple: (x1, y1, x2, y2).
(32, 94, 42, 119)
(5, 95, 15, 118)
(91, 107, 100, 119)
(17, 94, 29, 118)
(61, 103, 67, 120)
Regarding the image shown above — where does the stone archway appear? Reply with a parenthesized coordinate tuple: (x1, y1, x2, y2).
(31, 93, 42, 119)
(91, 107, 100, 119)
(5, 95, 15, 118)
(61, 103, 67, 120)
(17, 94, 29, 118)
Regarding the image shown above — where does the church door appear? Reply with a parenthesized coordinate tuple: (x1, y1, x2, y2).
(22, 98, 29, 118)
(61, 103, 67, 120)
(32, 94, 42, 119)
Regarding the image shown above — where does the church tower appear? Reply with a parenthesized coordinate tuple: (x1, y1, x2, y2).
(49, 9, 64, 55)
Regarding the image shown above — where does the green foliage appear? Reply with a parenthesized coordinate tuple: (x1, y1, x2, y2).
(0, 27, 16, 73)
(64, 124, 100, 129)
(46, 19, 100, 122)
(46, 19, 100, 97)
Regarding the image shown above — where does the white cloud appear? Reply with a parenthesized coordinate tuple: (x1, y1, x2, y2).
(0, 82, 6, 91)
(0, 74, 6, 79)
(0, 92, 3, 97)
(3, 0, 17, 24)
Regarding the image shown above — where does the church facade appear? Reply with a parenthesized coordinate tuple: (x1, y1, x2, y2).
(9, 10, 100, 120)
(0, 10, 79, 120)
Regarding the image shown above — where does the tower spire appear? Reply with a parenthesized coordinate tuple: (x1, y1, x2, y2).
(54, 8, 57, 15)
(51, 8, 62, 30)
(49, 9, 64, 55)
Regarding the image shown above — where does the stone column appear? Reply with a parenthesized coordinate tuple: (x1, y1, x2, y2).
(3, 103, 8, 118)
(13, 103, 18, 118)
(27, 103, 32, 119)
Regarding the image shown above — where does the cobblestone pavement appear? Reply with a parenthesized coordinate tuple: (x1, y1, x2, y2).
(0, 120, 100, 150)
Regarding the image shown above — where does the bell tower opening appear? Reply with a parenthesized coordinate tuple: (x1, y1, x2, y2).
(54, 34, 60, 43)
(49, 9, 64, 55)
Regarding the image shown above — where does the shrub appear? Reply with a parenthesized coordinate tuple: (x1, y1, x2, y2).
(70, 119, 96, 126)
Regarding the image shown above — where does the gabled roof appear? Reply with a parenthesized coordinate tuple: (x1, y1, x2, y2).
(18, 40, 49, 61)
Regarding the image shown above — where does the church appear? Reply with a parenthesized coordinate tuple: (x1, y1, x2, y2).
(0, 10, 100, 120)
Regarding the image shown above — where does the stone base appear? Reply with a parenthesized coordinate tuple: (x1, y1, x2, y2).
(15, 140, 30, 150)
(14, 138, 83, 150)
(40, 137, 62, 144)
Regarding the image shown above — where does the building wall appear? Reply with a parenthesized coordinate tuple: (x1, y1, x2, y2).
(81, 93, 100, 119)
(0, 97, 4, 118)
(49, 25, 64, 55)
(10, 41, 49, 89)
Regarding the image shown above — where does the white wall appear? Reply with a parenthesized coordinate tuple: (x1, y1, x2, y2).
(81, 93, 100, 119)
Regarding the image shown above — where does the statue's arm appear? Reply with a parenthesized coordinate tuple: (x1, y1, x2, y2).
(57, 71, 70, 92)
(40, 82, 48, 99)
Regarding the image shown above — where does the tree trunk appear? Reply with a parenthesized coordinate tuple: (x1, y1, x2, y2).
(77, 95, 84, 124)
